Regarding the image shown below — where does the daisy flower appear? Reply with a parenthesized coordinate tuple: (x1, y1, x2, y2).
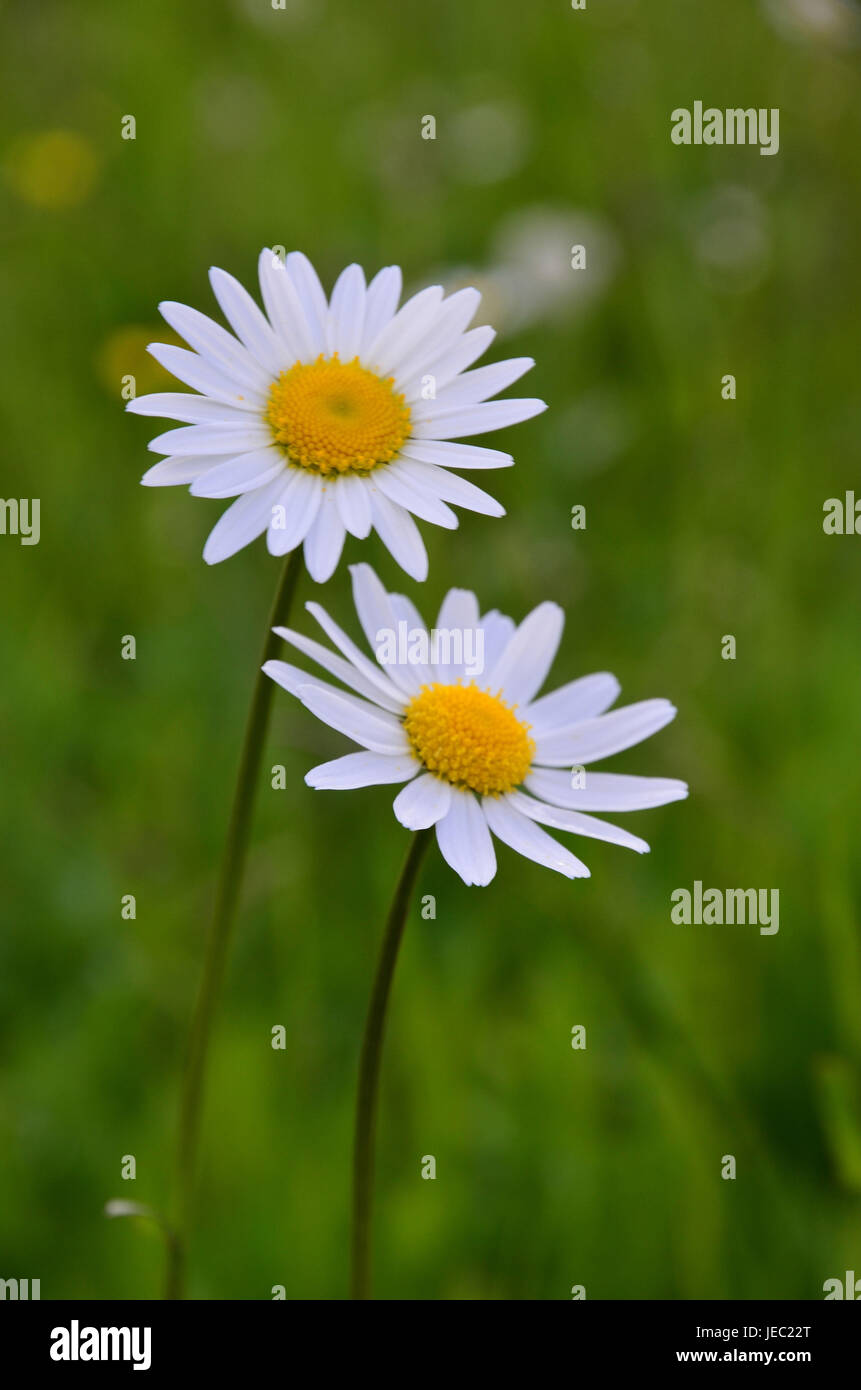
(263, 564, 688, 885)
(129, 251, 546, 582)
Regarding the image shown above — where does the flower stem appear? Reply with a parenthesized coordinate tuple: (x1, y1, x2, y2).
(164, 548, 303, 1301)
(351, 827, 433, 1300)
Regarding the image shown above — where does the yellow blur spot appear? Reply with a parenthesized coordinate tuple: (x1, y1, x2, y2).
(95, 326, 184, 397)
(4, 130, 99, 210)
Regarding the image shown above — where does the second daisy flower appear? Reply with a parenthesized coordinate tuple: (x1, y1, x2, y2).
(264, 564, 688, 885)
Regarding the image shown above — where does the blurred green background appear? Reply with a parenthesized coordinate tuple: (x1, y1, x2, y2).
(3, 0, 861, 1300)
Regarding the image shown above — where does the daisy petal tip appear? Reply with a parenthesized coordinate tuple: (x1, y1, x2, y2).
(454, 867, 477, 888)
(202, 535, 225, 565)
(304, 555, 336, 585)
(533, 598, 564, 627)
(563, 857, 591, 879)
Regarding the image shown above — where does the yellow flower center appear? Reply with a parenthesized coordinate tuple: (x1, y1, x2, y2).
(265, 354, 411, 476)
(403, 681, 535, 797)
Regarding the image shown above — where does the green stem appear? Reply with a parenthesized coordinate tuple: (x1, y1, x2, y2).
(164, 548, 303, 1301)
(351, 827, 433, 1300)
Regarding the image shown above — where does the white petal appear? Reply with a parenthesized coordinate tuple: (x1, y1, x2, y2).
(303, 601, 408, 709)
(141, 455, 219, 487)
(435, 584, 480, 633)
(534, 699, 678, 767)
(392, 288, 481, 390)
(263, 659, 350, 702)
(370, 492, 428, 581)
(507, 790, 650, 854)
(482, 796, 589, 879)
(427, 357, 535, 411)
(159, 300, 270, 392)
(202, 472, 289, 564)
(393, 772, 452, 830)
(147, 422, 272, 457)
(266, 470, 323, 556)
(486, 601, 564, 706)
(349, 562, 413, 677)
(285, 251, 329, 356)
(479, 610, 516, 669)
(190, 449, 284, 498)
(209, 266, 285, 376)
(412, 398, 547, 440)
(401, 325, 496, 400)
(525, 767, 689, 813)
(373, 464, 459, 529)
(388, 590, 427, 632)
(302, 493, 347, 583)
(333, 472, 373, 538)
(272, 624, 404, 714)
(398, 458, 505, 517)
(435, 789, 497, 886)
(434, 587, 480, 682)
(361, 265, 402, 352)
(388, 592, 434, 685)
(127, 393, 256, 423)
(327, 263, 365, 359)
(296, 683, 410, 755)
(399, 440, 513, 470)
(525, 674, 621, 736)
(306, 750, 418, 790)
(348, 562, 423, 697)
(147, 343, 267, 408)
(365, 285, 444, 377)
(258, 249, 316, 363)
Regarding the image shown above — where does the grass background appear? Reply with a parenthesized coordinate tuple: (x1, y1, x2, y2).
(2, 0, 861, 1299)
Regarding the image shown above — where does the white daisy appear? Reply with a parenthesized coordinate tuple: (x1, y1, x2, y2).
(263, 564, 688, 885)
(129, 251, 546, 582)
